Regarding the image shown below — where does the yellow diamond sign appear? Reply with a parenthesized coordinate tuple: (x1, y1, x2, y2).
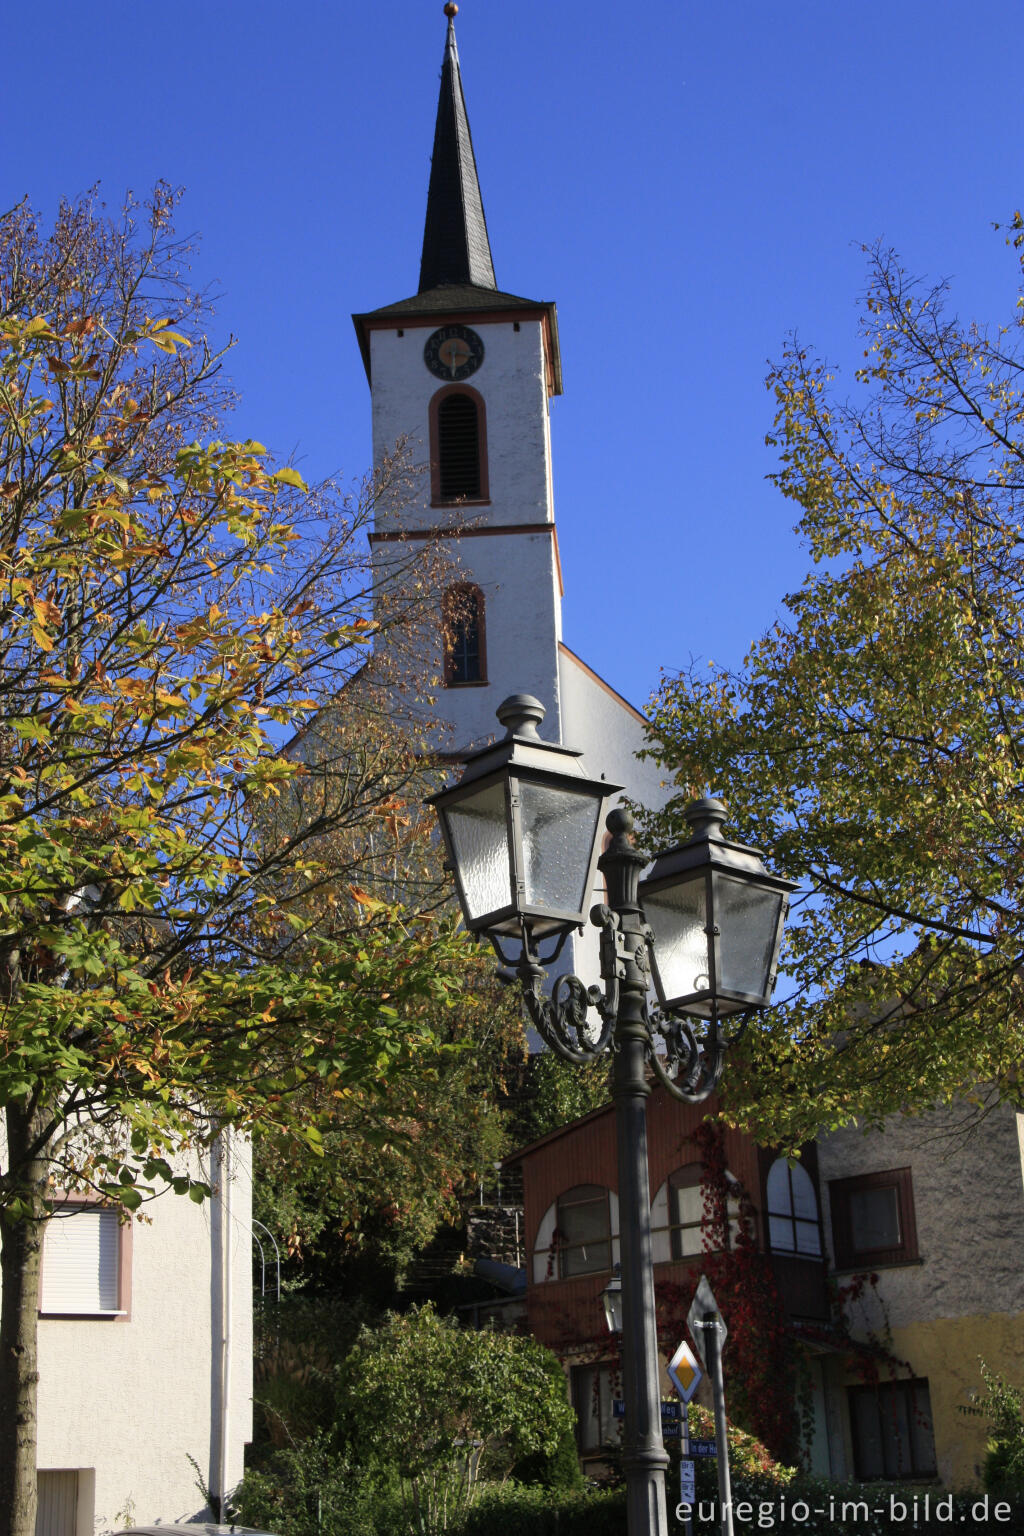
(668, 1339, 703, 1404)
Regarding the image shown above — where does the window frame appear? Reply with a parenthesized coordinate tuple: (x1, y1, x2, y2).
(829, 1167, 918, 1270)
(847, 1377, 937, 1481)
(554, 1184, 613, 1280)
(38, 1196, 132, 1321)
(571, 1361, 622, 1455)
(429, 383, 490, 507)
(766, 1157, 822, 1258)
(651, 1163, 740, 1263)
(441, 582, 487, 687)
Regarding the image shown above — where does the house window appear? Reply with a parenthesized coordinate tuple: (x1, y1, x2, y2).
(442, 583, 486, 685)
(571, 1362, 621, 1454)
(36, 1469, 82, 1536)
(430, 386, 488, 504)
(829, 1167, 918, 1270)
(767, 1158, 822, 1256)
(848, 1378, 937, 1480)
(650, 1164, 740, 1263)
(556, 1184, 612, 1278)
(40, 1205, 128, 1316)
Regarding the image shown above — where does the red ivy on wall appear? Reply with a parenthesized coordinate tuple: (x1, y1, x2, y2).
(654, 1121, 803, 1465)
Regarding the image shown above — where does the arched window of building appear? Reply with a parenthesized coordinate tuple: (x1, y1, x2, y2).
(532, 1185, 619, 1282)
(766, 1157, 821, 1256)
(651, 1164, 741, 1263)
(430, 385, 489, 504)
(442, 582, 486, 686)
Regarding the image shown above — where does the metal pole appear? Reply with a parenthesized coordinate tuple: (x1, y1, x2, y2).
(600, 811, 669, 1536)
(679, 1404, 695, 1536)
(705, 1311, 734, 1536)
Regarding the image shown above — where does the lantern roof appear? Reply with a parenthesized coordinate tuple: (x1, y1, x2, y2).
(431, 694, 621, 800)
(644, 798, 796, 892)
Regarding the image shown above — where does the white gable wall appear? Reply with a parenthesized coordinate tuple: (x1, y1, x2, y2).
(32, 1134, 253, 1532)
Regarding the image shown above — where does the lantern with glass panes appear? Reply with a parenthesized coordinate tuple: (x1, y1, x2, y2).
(429, 697, 795, 1090)
(640, 796, 797, 1100)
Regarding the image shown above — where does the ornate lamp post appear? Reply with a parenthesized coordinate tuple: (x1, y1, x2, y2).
(429, 696, 795, 1536)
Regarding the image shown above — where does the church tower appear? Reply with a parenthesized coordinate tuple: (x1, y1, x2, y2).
(353, 4, 566, 754)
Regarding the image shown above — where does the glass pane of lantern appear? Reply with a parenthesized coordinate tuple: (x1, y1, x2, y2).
(444, 780, 512, 923)
(519, 781, 600, 916)
(644, 878, 710, 1007)
(712, 873, 784, 1001)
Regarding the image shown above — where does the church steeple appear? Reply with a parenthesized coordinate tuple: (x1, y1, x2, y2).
(418, 4, 496, 294)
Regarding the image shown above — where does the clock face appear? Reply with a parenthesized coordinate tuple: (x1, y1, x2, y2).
(424, 324, 485, 381)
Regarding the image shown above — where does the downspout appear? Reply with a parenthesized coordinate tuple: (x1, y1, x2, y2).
(218, 1127, 233, 1522)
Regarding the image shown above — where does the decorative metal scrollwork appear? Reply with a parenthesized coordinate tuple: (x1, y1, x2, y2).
(493, 907, 751, 1100)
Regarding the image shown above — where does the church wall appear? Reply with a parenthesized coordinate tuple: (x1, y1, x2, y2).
(436, 528, 563, 752)
(558, 646, 670, 984)
(369, 317, 553, 533)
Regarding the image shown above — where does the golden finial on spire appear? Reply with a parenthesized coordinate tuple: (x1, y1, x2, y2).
(444, 3, 458, 16)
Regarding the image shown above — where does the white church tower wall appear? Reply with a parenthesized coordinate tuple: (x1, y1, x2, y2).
(352, 5, 670, 998)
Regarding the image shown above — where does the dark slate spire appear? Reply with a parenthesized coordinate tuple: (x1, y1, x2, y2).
(418, 5, 497, 294)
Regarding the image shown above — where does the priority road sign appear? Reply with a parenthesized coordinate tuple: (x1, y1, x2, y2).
(667, 1338, 703, 1404)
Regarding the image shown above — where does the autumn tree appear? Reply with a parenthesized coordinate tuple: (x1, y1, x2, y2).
(0, 188, 476, 1536)
(644, 219, 1024, 1145)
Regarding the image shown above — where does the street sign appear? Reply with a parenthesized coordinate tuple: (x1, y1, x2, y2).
(612, 1400, 681, 1428)
(679, 1457, 696, 1502)
(667, 1338, 703, 1404)
(691, 1438, 717, 1458)
(686, 1274, 728, 1364)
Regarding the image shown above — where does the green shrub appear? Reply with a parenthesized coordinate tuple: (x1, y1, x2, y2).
(454, 1482, 624, 1536)
(969, 1362, 1024, 1498)
(231, 1432, 395, 1536)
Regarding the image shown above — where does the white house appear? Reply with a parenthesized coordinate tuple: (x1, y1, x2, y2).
(31, 1132, 252, 1536)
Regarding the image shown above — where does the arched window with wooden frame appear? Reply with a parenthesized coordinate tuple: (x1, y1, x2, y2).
(650, 1163, 741, 1263)
(442, 582, 487, 686)
(430, 384, 489, 505)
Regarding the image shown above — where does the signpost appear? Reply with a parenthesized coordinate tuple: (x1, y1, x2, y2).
(687, 1276, 733, 1536)
(668, 1335, 703, 1536)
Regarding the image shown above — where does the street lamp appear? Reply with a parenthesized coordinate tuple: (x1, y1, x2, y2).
(601, 1264, 623, 1335)
(428, 696, 796, 1536)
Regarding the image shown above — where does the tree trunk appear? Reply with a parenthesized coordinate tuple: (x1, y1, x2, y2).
(0, 1102, 51, 1536)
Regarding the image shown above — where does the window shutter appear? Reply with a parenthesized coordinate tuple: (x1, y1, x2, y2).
(41, 1209, 120, 1313)
(438, 394, 481, 498)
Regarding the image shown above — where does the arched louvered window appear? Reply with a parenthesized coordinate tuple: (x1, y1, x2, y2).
(430, 385, 489, 504)
(442, 583, 486, 686)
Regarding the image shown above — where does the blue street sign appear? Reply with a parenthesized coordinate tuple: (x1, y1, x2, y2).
(690, 1438, 717, 1457)
(612, 1400, 681, 1426)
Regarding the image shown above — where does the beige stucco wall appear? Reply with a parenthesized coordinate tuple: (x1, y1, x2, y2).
(32, 1132, 253, 1532)
(817, 1103, 1024, 1486)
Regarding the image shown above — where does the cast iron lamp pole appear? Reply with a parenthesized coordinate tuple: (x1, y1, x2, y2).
(601, 806, 673, 1536)
(428, 697, 795, 1536)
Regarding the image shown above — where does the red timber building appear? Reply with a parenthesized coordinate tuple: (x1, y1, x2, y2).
(506, 1083, 830, 1464)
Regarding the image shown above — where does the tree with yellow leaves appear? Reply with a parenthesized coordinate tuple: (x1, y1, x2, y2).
(644, 220, 1024, 1147)
(0, 188, 476, 1536)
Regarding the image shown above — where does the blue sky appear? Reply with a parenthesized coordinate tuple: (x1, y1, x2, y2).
(7, 1, 1023, 712)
